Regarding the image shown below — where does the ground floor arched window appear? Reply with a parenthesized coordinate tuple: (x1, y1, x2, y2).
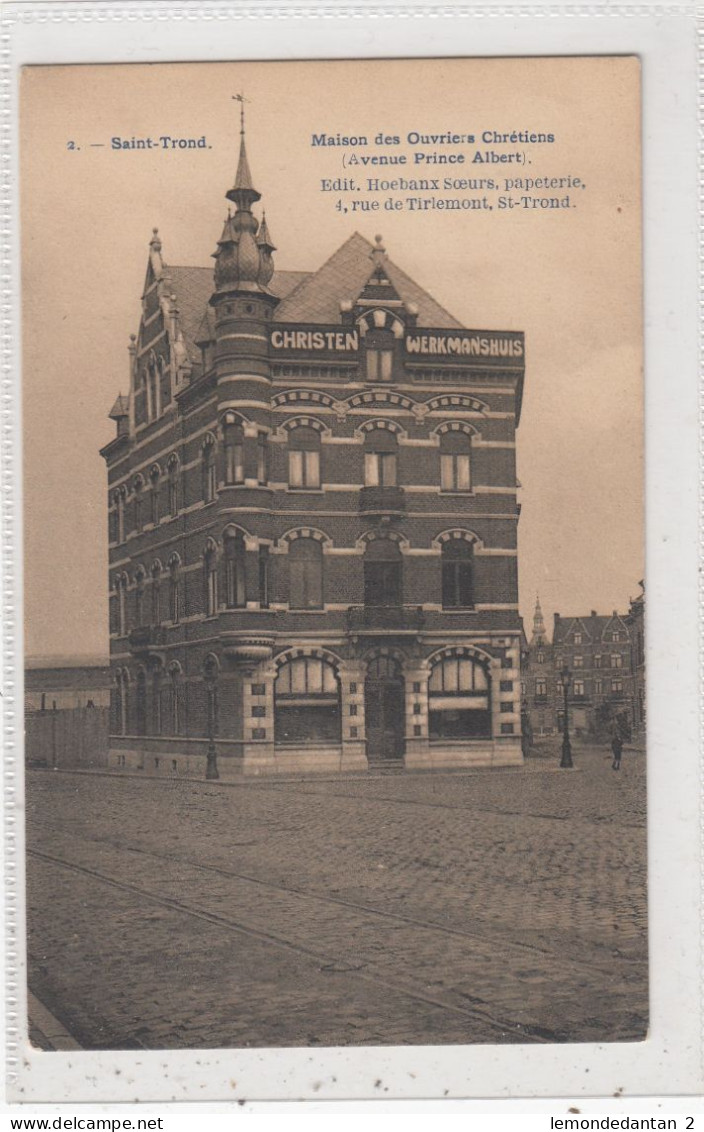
(428, 654, 491, 739)
(274, 654, 340, 743)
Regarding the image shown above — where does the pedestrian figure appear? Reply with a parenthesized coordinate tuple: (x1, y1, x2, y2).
(610, 721, 624, 770)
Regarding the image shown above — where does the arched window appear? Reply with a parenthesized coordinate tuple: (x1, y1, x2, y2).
(365, 328, 395, 382)
(257, 432, 268, 485)
(223, 418, 245, 485)
(133, 477, 144, 533)
(364, 428, 397, 487)
(150, 561, 162, 625)
(288, 538, 323, 609)
(114, 488, 126, 544)
(168, 557, 181, 624)
(135, 669, 147, 736)
(428, 654, 491, 739)
(441, 540, 474, 609)
(118, 574, 128, 636)
(134, 567, 146, 628)
(168, 664, 182, 735)
(440, 430, 472, 492)
(224, 531, 246, 608)
(202, 437, 217, 502)
(364, 538, 402, 607)
(274, 655, 340, 743)
(288, 426, 321, 489)
(258, 545, 270, 609)
(149, 466, 160, 527)
(147, 357, 160, 421)
(204, 543, 218, 617)
(151, 664, 163, 736)
(167, 456, 179, 518)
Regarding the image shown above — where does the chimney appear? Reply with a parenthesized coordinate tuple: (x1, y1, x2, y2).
(591, 610, 597, 618)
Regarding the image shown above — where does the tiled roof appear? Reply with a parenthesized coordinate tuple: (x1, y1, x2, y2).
(274, 233, 463, 328)
(163, 233, 462, 360)
(553, 614, 628, 645)
(166, 266, 309, 360)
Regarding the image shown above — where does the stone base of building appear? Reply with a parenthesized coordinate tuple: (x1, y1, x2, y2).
(404, 736, 523, 771)
(107, 736, 369, 778)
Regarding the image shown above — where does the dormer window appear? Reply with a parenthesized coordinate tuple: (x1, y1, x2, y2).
(365, 329, 395, 382)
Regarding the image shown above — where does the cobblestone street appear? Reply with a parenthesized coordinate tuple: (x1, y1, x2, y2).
(25, 741, 648, 1050)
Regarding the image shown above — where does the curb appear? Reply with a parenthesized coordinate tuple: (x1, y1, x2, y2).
(28, 989, 82, 1051)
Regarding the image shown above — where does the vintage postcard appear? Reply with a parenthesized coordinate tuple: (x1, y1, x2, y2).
(19, 53, 645, 1053)
(8, 31, 698, 1105)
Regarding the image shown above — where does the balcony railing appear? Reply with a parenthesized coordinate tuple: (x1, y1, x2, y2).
(358, 486, 406, 515)
(128, 625, 166, 652)
(347, 605, 425, 633)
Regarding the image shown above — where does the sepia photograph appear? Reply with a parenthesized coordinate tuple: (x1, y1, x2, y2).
(20, 56, 646, 1056)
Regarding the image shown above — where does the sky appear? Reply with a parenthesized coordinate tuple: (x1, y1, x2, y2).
(20, 58, 643, 660)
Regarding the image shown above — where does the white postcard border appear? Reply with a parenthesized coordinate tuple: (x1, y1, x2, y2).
(2, 1, 701, 1106)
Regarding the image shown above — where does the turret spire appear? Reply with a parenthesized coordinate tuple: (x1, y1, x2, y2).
(531, 595, 547, 645)
(212, 97, 276, 295)
(227, 94, 261, 210)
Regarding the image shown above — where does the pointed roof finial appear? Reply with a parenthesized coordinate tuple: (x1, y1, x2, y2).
(257, 210, 276, 251)
(228, 94, 260, 208)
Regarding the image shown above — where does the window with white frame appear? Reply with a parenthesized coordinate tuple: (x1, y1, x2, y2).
(440, 430, 472, 492)
(364, 428, 397, 487)
(288, 426, 321, 489)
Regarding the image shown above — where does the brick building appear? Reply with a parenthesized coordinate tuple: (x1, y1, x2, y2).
(101, 120, 526, 777)
(626, 582, 645, 734)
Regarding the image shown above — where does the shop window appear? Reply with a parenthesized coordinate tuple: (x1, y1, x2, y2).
(428, 655, 491, 739)
(275, 655, 340, 744)
(441, 540, 474, 608)
(289, 538, 323, 609)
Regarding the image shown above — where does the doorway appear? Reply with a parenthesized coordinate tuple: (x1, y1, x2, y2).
(365, 654, 405, 764)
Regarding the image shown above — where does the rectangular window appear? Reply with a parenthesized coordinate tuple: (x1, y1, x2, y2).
(225, 441, 244, 485)
(366, 349, 393, 381)
(365, 451, 397, 487)
(257, 435, 268, 485)
(289, 449, 320, 488)
(611, 654, 623, 668)
(573, 680, 585, 696)
(595, 679, 603, 694)
(594, 655, 601, 668)
(573, 656, 583, 668)
(500, 702, 513, 713)
(535, 679, 547, 696)
(258, 546, 270, 609)
(611, 679, 623, 694)
(251, 705, 266, 718)
(574, 633, 582, 644)
(500, 723, 515, 734)
(440, 453, 471, 492)
(500, 680, 513, 693)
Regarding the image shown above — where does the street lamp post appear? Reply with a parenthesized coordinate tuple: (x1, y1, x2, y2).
(205, 676, 219, 781)
(560, 666, 573, 768)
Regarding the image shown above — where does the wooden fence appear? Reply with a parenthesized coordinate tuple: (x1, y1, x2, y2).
(25, 706, 109, 769)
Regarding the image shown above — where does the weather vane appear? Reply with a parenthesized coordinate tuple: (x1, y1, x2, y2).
(232, 93, 249, 133)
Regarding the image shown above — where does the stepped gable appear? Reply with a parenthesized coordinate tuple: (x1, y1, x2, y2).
(165, 265, 309, 362)
(273, 232, 464, 328)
